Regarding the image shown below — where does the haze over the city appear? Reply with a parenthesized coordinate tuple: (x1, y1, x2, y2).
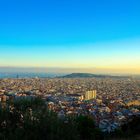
(0, 0, 140, 74)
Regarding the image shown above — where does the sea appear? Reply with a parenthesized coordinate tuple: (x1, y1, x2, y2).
(0, 72, 64, 79)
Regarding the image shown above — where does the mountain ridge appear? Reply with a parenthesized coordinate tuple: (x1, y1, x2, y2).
(59, 73, 130, 78)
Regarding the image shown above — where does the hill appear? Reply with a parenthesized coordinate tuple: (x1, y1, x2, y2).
(59, 73, 129, 79)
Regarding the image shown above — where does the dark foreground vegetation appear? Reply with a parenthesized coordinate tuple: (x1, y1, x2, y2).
(0, 98, 140, 140)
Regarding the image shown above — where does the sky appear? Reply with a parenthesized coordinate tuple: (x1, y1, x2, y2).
(0, 0, 140, 74)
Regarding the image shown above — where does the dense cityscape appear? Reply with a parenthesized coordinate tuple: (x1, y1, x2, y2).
(1, 75, 140, 134)
(0, 0, 140, 139)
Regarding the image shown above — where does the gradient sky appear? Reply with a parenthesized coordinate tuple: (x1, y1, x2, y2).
(0, 0, 140, 74)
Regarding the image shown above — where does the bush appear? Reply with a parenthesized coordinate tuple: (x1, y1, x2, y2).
(0, 98, 102, 140)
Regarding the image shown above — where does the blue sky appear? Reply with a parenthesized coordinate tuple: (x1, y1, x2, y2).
(0, 0, 140, 73)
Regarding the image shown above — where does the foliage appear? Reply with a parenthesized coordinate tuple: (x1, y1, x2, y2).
(76, 115, 103, 140)
(1, 98, 140, 140)
(0, 98, 102, 140)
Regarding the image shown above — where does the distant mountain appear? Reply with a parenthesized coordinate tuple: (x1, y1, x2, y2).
(59, 73, 130, 79)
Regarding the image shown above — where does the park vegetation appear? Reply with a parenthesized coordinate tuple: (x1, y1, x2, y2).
(0, 98, 140, 140)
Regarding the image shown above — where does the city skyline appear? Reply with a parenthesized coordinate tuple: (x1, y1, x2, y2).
(0, 0, 140, 74)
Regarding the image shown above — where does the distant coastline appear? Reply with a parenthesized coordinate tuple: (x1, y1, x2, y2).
(0, 72, 64, 79)
(0, 72, 135, 79)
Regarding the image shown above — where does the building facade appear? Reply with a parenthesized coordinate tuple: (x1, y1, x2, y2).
(84, 90, 97, 100)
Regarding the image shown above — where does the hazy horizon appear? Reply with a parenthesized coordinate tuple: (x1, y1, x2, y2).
(0, 66, 140, 76)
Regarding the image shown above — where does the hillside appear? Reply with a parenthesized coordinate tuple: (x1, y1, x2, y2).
(60, 73, 129, 79)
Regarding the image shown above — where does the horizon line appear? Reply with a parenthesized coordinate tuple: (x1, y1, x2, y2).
(0, 66, 140, 75)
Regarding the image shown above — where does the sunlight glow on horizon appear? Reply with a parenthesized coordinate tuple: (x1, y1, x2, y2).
(0, 38, 140, 74)
(0, 0, 140, 74)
